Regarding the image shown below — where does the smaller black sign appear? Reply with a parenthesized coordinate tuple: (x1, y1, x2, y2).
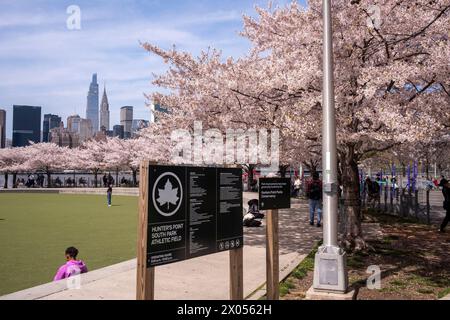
(259, 178, 291, 210)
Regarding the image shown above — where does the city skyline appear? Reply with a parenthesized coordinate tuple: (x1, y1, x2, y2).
(0, 72, 153, 146)
(0, 0, 296, 140)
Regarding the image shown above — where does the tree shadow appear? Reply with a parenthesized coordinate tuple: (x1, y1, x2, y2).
(243, 200, 323, 255)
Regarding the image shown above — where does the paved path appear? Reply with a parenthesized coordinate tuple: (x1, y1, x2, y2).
(1, 193, 324, 300)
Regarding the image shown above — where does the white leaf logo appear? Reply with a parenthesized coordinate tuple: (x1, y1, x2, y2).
(157, 179, 179, 210)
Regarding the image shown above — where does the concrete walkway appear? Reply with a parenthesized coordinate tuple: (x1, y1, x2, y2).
(1, 193, 324, 300)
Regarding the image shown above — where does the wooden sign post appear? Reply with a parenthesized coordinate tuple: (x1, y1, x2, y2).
(229, 247, 244, 300)
(259, 178, 290, 301)
(136, 160, 155, 300)
(265, 209, 279, 300)
(136, 162, 244, 300)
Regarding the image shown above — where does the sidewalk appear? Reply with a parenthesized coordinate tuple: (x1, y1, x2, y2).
(1, 193, 324, 300)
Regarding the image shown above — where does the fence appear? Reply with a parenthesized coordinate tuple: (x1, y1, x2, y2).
(360, 185, 431, 224)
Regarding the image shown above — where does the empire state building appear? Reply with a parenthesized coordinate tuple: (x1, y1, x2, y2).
(86, 73, 99, 132)
(100, 86, 110, 131)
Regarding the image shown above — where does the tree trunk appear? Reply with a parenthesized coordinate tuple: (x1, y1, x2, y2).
(302, 159, 318, 177)
(47, 172, 52, 188)
(132, 169, 137, 187)
(116, 168, 119, 187)
(340, 150, 366, 252)
(279, 165, 289, 178)
(3, 172, 8, 189)
(12, 172, 17, 188)
(94, 170, 98, 188)
(246, 164, 256, 192)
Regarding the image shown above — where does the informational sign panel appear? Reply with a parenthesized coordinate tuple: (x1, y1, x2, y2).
(259, 178, 291, 210)
(147, 165, 243, 267)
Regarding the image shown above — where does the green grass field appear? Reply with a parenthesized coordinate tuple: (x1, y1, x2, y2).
(0, 193, 138, 296)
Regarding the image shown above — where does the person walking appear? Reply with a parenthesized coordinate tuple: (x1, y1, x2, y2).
(107, 184, 113, 207)
(293, 176, 302, 197)
(439, 175, 448, 195)
(439, 181, 450, 233)
(306, 172, 322, 227)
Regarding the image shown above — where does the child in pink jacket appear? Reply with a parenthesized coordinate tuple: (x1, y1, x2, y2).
(53, 247, 88, 281)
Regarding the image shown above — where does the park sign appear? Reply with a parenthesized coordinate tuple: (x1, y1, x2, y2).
(259, 178, 291, 210)
(146, 165, 243, 267)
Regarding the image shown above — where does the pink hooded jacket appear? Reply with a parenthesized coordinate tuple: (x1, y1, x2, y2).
(53, 260, 88, 281)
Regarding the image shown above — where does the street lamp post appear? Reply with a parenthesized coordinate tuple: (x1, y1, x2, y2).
(312, 0, 348, 294)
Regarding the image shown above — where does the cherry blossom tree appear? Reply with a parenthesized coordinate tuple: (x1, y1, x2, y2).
(143, 0, 450, 250)
(0, 147, 29, 188)
(75, 139, 110, 188)
(24, 143, 71, 188)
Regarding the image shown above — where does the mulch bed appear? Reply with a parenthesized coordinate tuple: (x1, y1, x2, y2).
(281, 212, 450, 300)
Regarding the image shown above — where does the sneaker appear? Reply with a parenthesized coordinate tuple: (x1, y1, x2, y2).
(317, 223, 322, 228)
(310, 221, 314, 226)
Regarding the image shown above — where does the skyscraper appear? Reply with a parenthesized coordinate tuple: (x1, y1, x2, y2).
(100, 86, 110, 131)
(131, 119, 149, 136)
(120, 106, 133, 139)
(68, 115, 93, 142)
(0, 109, 6, 148)
(12, 105, 41, 147)
(86, 74, 99, 133)
(49, 122, 79, 148)
(153, 103, 169, 123)
(43, 114, 62, 143)
(113, 125, 124, 139)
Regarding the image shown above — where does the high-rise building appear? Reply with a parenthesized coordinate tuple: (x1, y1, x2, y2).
(43, 114, 62, 143)
(67, 115, 81, 133)
(86, 73, 99, 133)
(153, 103, 169, 123)
(49, 122, 79, 148)
(100, 86, 110, 131)
(120, 106, 133, 139)
(0, 109, 6, 148)
(67, 115, 93, 143)
(12, 105, 41, 147)
(131, 119, 150, 136)
(113, 125, 124, 139)
(79, 118, 93, 142)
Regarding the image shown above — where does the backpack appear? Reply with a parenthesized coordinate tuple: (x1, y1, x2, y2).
(309, 181, 322, 200)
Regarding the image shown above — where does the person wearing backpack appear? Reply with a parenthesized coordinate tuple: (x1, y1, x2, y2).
(306, 172, 322, 227)
(439, 181, 450, 233)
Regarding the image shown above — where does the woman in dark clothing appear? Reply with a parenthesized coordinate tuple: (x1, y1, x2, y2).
(440, 181, 450, 232)
(107, 185, 113, 207)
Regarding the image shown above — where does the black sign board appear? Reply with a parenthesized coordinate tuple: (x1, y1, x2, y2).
(147, 165, 243, 267)
(259, 178, 291, 210)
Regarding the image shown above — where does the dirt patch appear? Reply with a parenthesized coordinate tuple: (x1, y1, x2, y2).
(281, 212, 450, 300)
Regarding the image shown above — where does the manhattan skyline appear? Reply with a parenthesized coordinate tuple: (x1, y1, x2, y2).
(0, 0, 297, 140)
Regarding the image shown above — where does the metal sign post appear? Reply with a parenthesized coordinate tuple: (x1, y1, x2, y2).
(311, 0, 348, 295)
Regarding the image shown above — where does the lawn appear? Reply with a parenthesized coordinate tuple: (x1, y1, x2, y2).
(0, 193, 138, 296)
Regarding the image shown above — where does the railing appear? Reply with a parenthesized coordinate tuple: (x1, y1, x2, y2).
(360, 186, 432, 224)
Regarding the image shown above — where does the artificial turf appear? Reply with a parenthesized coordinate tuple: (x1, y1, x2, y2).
(0, 193, 138, 296)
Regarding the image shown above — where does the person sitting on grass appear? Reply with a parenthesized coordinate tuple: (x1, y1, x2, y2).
(53, 247, 88, 281)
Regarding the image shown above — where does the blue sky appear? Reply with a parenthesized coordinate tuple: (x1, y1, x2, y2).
(0, 0, 304, 139)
